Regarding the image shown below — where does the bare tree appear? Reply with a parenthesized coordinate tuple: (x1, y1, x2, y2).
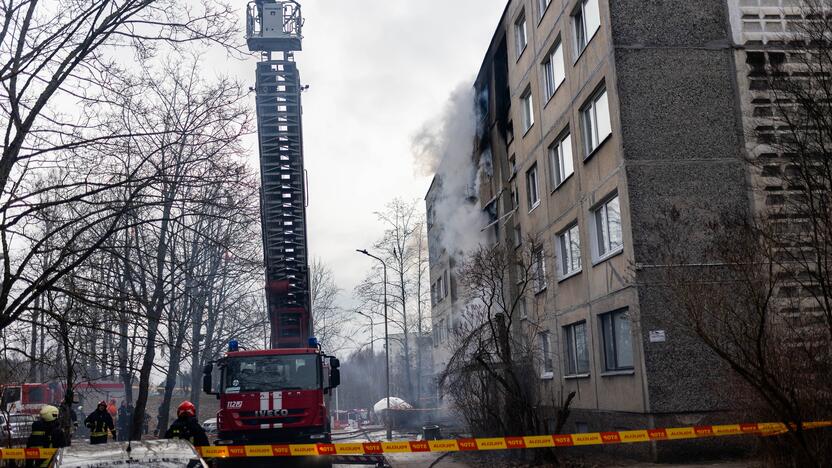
(309, 257, 350, 353)
(439, 240, 574, 465)
(354, 198, 430, 404)
(651, 3, 832, 465)
(0, 0, 240, 337)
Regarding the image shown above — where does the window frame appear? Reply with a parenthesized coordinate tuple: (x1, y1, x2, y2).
(515, 11, 528, 59)
(531, 246, 547, 293)
(572, 0, 601, 56)
(538, 330, 554, 379)
(520, 88, 535, 134)
(548, 130, 574, 189)
(541, 39, 565, 102)
(526, 163, 540, 211)
(538, 0, 552, 22)
(580, 85, 612, 158)
(600, 309, 634, 372)
(513, 224, 522, 248)
(518, 295, 528, 320)
(591, 193, 623, 262)
(563, 321, 590, 376)
(556, 222, 582, 280)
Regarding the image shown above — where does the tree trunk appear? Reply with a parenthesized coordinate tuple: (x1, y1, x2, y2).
(131, 183, 176, 440)
(28, 305, 38, 381)
(158, 328, 186, 434)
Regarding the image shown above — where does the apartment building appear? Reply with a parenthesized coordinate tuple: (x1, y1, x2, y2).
(426, 0, 795, 459)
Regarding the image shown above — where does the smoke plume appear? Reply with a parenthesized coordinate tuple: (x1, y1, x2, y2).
(412, 83, 488, 257)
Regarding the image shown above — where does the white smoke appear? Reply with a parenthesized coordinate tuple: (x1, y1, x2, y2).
(412, 83, 488, 257)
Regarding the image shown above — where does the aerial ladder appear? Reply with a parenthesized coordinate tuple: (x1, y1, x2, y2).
(202, 3, 354, 467)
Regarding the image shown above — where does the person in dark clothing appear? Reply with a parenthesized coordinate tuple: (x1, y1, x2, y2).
(164, 401, 209, 447)
(26, 405, 67, 468)
(84, 400, 115, 444)
(116, 401, 134, 441)
(142, 412, 150, 436)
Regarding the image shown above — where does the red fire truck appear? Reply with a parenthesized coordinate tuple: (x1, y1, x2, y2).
(1, 381, 126, 415)
(0, 384, 52, 414)
(202, 2, 341, 467)
(203, 345, 339, 444)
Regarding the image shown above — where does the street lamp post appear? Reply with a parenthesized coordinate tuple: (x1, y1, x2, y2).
(356, 248, 392, 441)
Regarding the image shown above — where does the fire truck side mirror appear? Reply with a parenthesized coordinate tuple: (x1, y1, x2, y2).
(202, 364, 215, 395)
(329, 368, 340, 389)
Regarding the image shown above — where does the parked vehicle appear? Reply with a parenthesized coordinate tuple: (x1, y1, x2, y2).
(0, 413, 36, 444)
(51, 439, 208, 467)
(202, 418, 217, 436)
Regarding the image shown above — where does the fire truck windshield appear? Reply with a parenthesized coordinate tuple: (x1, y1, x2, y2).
(223, 354, 319, 392)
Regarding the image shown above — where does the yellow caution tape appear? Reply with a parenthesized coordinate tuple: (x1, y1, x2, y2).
(4, 421, 830, 459)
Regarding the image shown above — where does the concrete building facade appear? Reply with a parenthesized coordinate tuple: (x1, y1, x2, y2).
(426, 0, 800, 459)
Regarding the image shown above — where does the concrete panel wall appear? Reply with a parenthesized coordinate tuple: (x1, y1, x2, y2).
(608, 0, 750, 413)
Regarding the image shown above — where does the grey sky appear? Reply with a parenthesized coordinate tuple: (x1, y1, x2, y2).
(222, 0, 507, 329)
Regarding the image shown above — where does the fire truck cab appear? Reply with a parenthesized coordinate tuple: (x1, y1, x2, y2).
(0, 384, 52, 414)
(203, 341, 340, 446)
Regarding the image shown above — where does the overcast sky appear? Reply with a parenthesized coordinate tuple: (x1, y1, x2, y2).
(219, 0, 507, 343)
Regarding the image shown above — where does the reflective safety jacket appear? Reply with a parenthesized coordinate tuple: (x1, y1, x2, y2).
(84, 409, 115, 438)
(26, 420, 67, 468)
(164, 416, 209, 447)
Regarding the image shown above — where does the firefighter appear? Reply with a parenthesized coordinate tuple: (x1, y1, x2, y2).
(164, 401, 209, 447)
(26, 405, 67, 468)
(84, 400, 115, 444)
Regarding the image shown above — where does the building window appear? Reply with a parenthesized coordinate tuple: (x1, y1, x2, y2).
(556, 223, 582, 278)
(509, 154, 517, 178)
(518, 296, 528, 319)
(526, 164, 539, 211)
(531, 247, 546, 292)
(516, 261, 526, 285)
(564, 321, 589, 376)
(434, 272, 449, 304)
(515, 12, 528, 58)
(593, 194, 623, 260)
(548, 131, 573, 188)
(511, 180, 519, 210)
(507, 120, 514, 143)
(580, 86, 611, 157)
(573, 0, 601, 54)
(521, 88, 534, 133)
(538, 331, 554, 377)
(601, 309, 634, 371)
(538, 0, 552, 19)
(542, 41, 565, 101)
(513, 224, 522, 248)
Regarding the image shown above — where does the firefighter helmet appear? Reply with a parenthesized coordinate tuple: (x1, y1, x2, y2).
(177, 400, 196, 417)
(39, 405, 59, 422)
(97, 400, 107, 408)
